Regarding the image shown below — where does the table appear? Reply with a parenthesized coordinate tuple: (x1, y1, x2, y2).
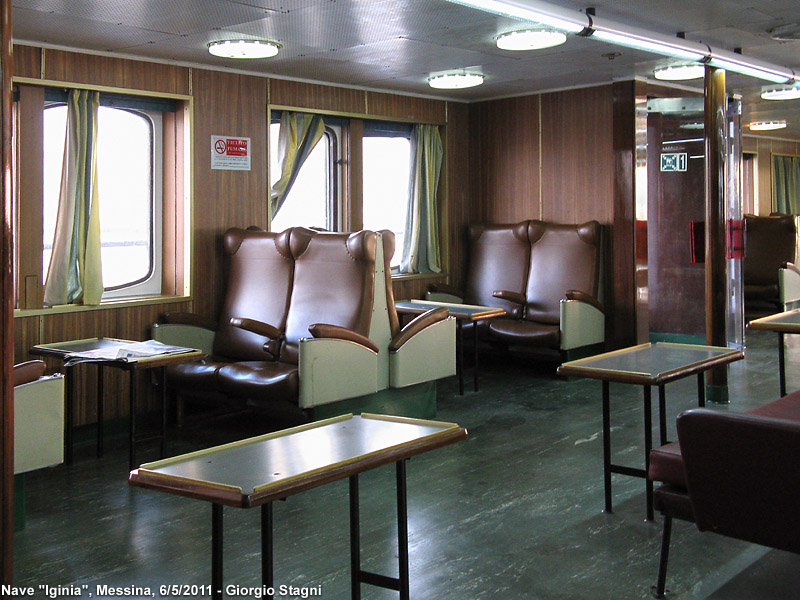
(129, 413, 468, 600)
(31, 338, 204, 469)
(557, 342, 743, 520)
(747, 308, 800, 397)
(395, 299, 506, 395)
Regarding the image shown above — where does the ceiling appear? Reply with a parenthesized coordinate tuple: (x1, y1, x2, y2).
(11, 0, 800, 139)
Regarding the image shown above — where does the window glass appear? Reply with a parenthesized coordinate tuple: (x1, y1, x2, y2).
(362, 135, 412, 267)
(43, 105, 160, 295)
(269, 122, 336, 232)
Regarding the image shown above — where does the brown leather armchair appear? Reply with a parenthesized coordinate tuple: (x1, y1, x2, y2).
(649, 394, 800, 597)
(429, 219, 604, 360)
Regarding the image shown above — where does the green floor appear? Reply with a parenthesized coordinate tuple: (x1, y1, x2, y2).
(13, 328, 800, 599)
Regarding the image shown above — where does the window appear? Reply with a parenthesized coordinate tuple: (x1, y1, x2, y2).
(43, 104, 162, 297)
(13, 84, 188, 309)
(362, 124, 412, 268)
(269, 121, 340, 232)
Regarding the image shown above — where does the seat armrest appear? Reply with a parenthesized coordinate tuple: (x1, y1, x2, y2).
(159, 312, 218, 331)
(493, 289, 526, 305)
(13, 360, 46, 387)
(229, 317, 282, 341)
(309, 323, 380, 353)
(390, 307, 449, 351)
(565, 289, 604, 313)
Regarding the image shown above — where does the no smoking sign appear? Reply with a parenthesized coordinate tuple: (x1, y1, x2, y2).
(211, 135, 251, 171)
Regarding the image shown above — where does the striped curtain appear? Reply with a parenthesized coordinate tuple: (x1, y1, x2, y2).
(400, 124, 443, 274)
(44, 89, 104, 306)
(773, 154, 800, 214)
(269, 112, 325, 221)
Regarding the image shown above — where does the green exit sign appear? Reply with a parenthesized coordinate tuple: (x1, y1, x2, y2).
(661, 152, 688, 172)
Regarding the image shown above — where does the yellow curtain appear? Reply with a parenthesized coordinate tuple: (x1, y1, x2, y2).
(269, 112, 325, 221)
(400, 124, 443, 274)
(43, 89, 104, 306)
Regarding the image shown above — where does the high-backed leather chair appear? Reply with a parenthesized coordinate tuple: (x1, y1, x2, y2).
(429, 219, 604, 360)
(153, 227, 295, 405)
(743, 213, 796, 310)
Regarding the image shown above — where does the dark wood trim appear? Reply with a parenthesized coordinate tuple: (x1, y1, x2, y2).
(2, 0, 15, 583)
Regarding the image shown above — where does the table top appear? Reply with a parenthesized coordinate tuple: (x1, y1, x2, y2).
(129, 413, 468, 508)
(747, 309, 800, 333)
(31, 337, 205, 369)
(395, 299, 506, 321)
(557, 342, 744, 385)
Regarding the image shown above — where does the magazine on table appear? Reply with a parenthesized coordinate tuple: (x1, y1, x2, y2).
(64, 339, 199, 365)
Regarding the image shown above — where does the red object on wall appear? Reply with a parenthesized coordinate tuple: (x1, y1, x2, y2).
(727, 219, 744, 260)
(690, 221, 705, 264)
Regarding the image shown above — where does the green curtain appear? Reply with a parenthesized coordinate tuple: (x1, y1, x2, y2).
(43, 89, 104, 306)
(400, 124, 443, 274)
(773, 154, 800, 214)
(269, 112, 325, 221)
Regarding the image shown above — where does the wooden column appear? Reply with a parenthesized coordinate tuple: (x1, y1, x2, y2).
(704, 66, 729, 397)
(1, 0, 14, 583)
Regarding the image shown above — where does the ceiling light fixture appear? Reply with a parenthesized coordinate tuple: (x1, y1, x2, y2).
(653, 63, 705, 81)
(707, 49, 794, 84)
(589, 17, 708, 62)
(496, 28, 567, 50)
(207, 39, 280, 59)
(749, 120, 787, 131)
(761, 86, 800, 101)
(443, 0, 590, 34)
(428, 71, 485, 89)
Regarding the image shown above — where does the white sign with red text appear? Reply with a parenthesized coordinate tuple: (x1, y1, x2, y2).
(211, 135, 251, 171)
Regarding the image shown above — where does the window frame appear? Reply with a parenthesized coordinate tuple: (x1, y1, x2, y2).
(12, 81, 191, 312)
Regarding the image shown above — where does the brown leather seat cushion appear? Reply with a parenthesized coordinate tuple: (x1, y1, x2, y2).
(217, 361, 299, 404)
(487, 318, 560, 348)
(165, 356, 234, 391)
(649, 441, 685, 487)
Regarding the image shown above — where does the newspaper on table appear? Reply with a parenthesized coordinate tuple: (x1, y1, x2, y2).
(64, 340, 199, 365)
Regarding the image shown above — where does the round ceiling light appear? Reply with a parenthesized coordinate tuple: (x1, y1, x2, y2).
(653, 63, 705, 81)
(428, 72, 485, 89)
(496, 29, 567, 51)
(749, 120, 787, 131)
(207, 39, 280, 59)
(760, 86, 800, 100)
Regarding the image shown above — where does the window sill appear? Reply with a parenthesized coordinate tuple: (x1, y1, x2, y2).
(14, 294, 191, 318)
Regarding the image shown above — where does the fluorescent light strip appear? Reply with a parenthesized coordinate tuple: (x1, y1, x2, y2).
(443, 0, 589, 34)
(589, 16, 708, 62)
(707, 55, 793, 84)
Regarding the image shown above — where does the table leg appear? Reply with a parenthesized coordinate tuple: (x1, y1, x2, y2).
(349, 475, 361, 600)
(697, 373, 705, 407)
(212, 503, 223, 600)
(129, 368, 137, 470)
(97, 365, 104, 458)
(779, 332, 787, 397)
(160, 366, 168, 458)
(644, 385, 654, 521)
(65, 364, 74, 465)
(602, 380, 612, 514)
(262, 503, 273, 599)
(396, 460, 410, 600)
(658, 384, 667, 446)
(457, 321, 464, 395)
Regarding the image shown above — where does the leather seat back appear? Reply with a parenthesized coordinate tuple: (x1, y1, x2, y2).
(464, 221, 531, 317)
(282, 228, 377, 364)
(743, 213, 795, 289)
(524, 220, 601, 325)
(213, 228, 294, 360)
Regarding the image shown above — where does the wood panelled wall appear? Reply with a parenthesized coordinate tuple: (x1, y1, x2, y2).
(11, 45, 470, 425)
(743, 135, 800, 215)
(468, 84, 634, 347)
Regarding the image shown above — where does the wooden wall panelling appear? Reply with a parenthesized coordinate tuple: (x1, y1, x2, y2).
(470, 95, 540, 224)
(366, 91, 446, 123)
(42, 49, 190, 96)
(270, 79, 365, 115)
(192, 68, 268, 320)
(12, 44, 40, 79)
(540, 86, 614, 224)
(13, 315, 38, 364)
